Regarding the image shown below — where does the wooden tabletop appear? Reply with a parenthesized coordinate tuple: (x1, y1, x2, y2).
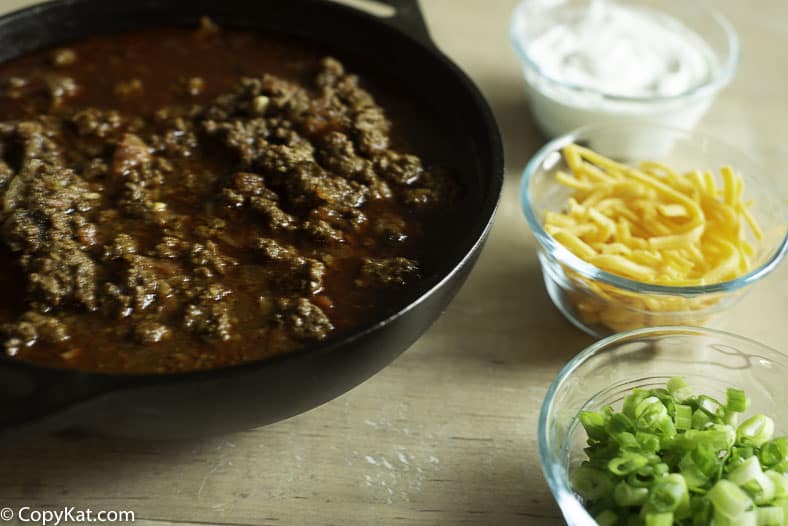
(0, 0, 786, 525)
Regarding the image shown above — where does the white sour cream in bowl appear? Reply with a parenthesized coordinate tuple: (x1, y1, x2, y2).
(510, 0, 739, 144)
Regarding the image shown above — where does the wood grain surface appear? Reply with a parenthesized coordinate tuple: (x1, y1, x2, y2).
(0, 0, 785, 524)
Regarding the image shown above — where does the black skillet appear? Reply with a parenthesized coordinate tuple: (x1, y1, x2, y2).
(0, 0, 503, 440)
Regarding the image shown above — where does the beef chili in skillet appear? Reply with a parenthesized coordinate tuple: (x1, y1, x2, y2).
(0, 20, 463, 373)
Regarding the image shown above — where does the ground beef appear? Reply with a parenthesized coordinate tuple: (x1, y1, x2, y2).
(0, 33, 457, 372)
(274, 297, 333, 341)
(183, 284, 235, 342)
(249, 196, 296, 232)
(355, 257, 419, 288)
(2, 311, 69, 356)
(133, 318, 171, 345)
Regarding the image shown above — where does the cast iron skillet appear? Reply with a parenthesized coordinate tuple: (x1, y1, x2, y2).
(0, 0, 503, 440)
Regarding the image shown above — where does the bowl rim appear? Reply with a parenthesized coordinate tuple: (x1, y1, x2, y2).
(520, 122, 788, 296)
(509, 0, 740, 104)
(536, 325, 785, 525)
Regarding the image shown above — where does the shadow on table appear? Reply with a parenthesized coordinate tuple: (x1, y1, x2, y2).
(0, 427, 282, 505)
(414, 439, 566, 526)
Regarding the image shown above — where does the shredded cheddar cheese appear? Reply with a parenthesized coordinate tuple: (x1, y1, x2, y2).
(544, 144, 762, 332)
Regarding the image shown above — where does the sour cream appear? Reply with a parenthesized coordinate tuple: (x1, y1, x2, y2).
(511, 0, 736, 143)
(526, 2, 715, 98)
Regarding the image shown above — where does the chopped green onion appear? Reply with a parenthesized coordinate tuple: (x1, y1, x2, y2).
(572, 465, 613, 501)
(772, 461, 788, 475)
(738, 415, 776, 448)
(730, 457, 766, 487)
(708, 479, 753, 517)
(636, 432, 661, 454)
(667, 376, 693, 402)
(697, 395, 726, 419)
(645, 512, 673, 526)
(607, 412, 636, 435)
(615, 431, 640, 450)
(609, 453, 650, 476)
(767, 471, 787, 499)
(761, 439, 788, 468)
(728, 447, 757, 471)
(756, 506, 784, 526)
(624, 388, 652, 419)
(724, 510, 758, 526)
(580, 410, 609, 441)
(729, 456, 777, 504)
(615, 481, 649, 507)
(594, 509, 618, 526)
(726, 387, 751, 413)
(776, 499, 788, 524)
(690, 496, 713, 526)
(676, 404, 693, 431)
(693, 408, 713, 429)
(571, 378, 787, 525)
(646, 476, 686, 513)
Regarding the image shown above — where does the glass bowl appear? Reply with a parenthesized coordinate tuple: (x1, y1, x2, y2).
(520, 123, 788, 338)
(538, 326, 788, 526)
(510, 0, 739, 138)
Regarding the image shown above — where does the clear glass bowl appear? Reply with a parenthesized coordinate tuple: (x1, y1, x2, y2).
(521, 124, 788, 338)
(510, 0, 739, 138)
(538, 326, 788, 526)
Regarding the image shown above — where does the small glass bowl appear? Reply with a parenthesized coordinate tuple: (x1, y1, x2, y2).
(521, 124, 788, 338)
(510, 0, 739, 138)
(538, 326, 788, 526)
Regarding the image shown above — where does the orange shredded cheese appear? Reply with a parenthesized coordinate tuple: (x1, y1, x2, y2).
(544, 144, 762, 332)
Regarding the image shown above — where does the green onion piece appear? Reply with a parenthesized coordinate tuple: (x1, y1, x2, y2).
(771, 461, 788, 475)
(761, 439, 788, 468)
(580, 410, 609, 441)
(645, 512, 673, 526)
(744, 475, 776, 505)
(646, 476, 686, 513)
(594, 509, 618, 526)
(729, 456, 765, 487)
(724, 410, 740, 427)
(667, 473, 691, 519)
(607, 412, 636, 435)
(675, 404, 693, 431)
(653, 463, 669, 477)
(681, 426, 735, 452)
(756, 506, 784, 526)
(667, 376, 693, 402)
(572, 465, 613, 501)
(776, 499, 788, 525)
(767, 471, 788, 499)
(614, 431, 640, 450)
(726, 387, 751, 413)
(624, 388, 652, 419)
(725, 510, 758, 526)
(694, 442, 724, 477)
(635, 432, 661, 454)
(693, 408, 713, 429)
(609, 453, 650, 476)
(728, 447, 757, 471)
(708, 479, 753, 517)
(738, 415, 776, 448)
(697, 395, 726, 419)
(628, 466, 657, 488)
(679, 452, 711, 489)
(614, 481, 648, 507)
(690, 496, 713, 526)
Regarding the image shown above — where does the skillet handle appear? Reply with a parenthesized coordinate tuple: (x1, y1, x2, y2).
(375, 0, 434, 48)
(0, 360, 118, 435)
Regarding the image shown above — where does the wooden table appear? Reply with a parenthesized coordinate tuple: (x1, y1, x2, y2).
(0, 1, 786, 524)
